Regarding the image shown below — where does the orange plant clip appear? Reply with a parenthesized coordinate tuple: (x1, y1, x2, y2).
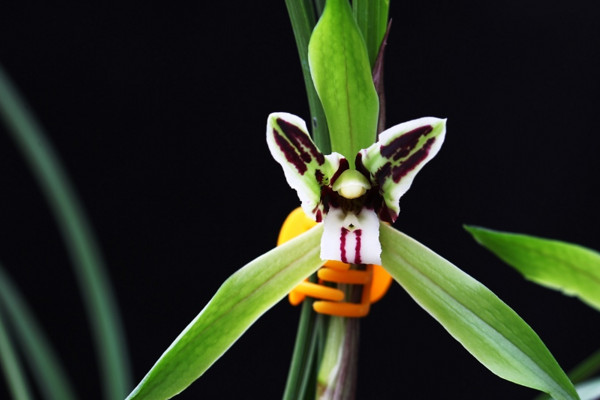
(278, 208, 393, 317)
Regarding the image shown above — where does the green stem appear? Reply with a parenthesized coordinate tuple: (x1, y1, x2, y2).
(316, 315, 360, 400)
(316, 275, 363, 400)
(0, 64, 132, 400)
(283, 297, 327, 400)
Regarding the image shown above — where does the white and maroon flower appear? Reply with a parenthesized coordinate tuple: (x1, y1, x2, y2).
(267, 112, 446, 265)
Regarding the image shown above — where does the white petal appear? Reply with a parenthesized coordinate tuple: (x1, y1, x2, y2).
(266, 112, 346, 221)
(357, 117, 446, 222)
(320, 208, 381, 265)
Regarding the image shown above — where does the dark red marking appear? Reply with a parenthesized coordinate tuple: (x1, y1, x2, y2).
(354, 229, 362, 264)
(354, 152, 372, 181)
(320, 185, 337, 211)
(374, 162, 391, 188)
(315, 169, 325, 184)
(315, 209, 322, 223)
(273, 129, 307, 174)
(377, 206, 397, 223)
(380, 125, 433, 161)
(277, 118, 325, 165)
(391, 137, 435, 183)
(329, 158, 349, 185)
(340, 228, 349, 263)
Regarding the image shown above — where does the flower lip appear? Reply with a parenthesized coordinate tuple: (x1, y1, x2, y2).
(332, 169, 371, 199)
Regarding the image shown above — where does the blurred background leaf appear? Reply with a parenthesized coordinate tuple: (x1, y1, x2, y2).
(466, 226, 600, 311)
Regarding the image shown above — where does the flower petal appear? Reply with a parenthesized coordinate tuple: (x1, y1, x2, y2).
(267, 112, 346, 221)
(357, 117, 446, 222)
(320, 208, 381, 265)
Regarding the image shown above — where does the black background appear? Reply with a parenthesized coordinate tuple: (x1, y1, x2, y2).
(1, 1, 599, 399)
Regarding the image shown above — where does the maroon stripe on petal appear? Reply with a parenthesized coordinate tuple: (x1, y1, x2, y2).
(277, 118, 325, 165)
(320, 186, 338, 210)
(380, 125, 433, 161)
(315, 169, 325, 184)
(330, 158, 349, 185)
(374, 162, 392, 188)
(355, 152, 372, 180)
(391, 137, 436, 183)
(273, 128, 307, 174)
(340, 228, 349, 263)
(354, 229, 362, 264)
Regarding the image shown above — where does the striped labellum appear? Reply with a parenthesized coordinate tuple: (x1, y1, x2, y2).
(267, 112, 446, 265)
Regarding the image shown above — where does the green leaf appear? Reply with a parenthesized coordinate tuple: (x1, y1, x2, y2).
(127, 225, 324, 400)
(465, 226, 600, 312)
(352, 0, 390, 67)
(379, 224, 579, 400)
(308, 0, 379, 165)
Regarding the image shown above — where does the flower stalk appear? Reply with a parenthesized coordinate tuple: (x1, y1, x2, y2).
(282, 1, 393, 398)
(316, 279, 364, 400)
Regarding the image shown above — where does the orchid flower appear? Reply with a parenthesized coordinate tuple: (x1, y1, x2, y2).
(267, 112, 445, 266)
(126, 1, 579, 399)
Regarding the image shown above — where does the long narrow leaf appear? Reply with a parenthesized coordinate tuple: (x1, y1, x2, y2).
(283, 281, 325, 400)
(0, 264, 77, 400)
(352, 0, 390, 67)
(465, 226, 600, 311)
(379, 224, 579, 400)
(0, 305, 33, 400)
(127, 224, 324, 400)
(284, 0, 330, 153)
(0, 64, 131, 399)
